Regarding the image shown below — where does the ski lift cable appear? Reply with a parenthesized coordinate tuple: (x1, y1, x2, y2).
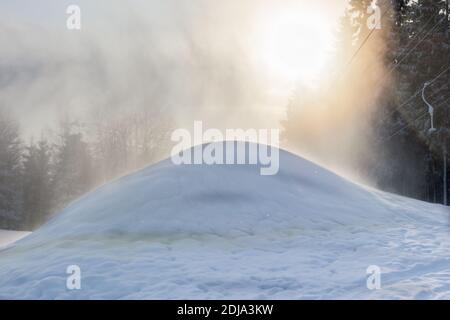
(352, 10, 439, 85)
(376, 15, 446, 111)
(340, 5, 394, 74)
(383, 63, 449, 120)
(379, 111, 428, 142)
(339, 4, 443, 90)
(427, 82, 449, 103)
(396, 65, 449, 111)
(373, 14, 444, 99)
(378, 65, 449, 143)
(385, 7, 438, 71)
(402, 11, 441, 50)
(386, 16, 446, 77)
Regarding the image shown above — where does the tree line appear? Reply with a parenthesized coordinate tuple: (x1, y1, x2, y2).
(0, 108, 172, 230)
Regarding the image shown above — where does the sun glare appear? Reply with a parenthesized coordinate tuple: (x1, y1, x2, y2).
(252, 9, 333, 88)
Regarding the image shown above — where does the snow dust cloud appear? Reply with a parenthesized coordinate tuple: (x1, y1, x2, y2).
(0, 0, 389, 178)
(282, 1, 395, 184)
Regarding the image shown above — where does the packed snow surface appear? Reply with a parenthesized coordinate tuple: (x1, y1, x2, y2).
(0, 143, 449, 299)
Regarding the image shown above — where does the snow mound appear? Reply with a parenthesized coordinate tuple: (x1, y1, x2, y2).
(0, 142, 449, 299)
(16, 143, 394, 240)
(0, 230, 30, 249)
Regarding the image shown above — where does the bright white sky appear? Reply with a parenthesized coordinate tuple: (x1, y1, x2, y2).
(0, 0, 348, 134)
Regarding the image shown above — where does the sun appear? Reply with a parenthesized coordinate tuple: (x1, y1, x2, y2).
(252, 9, 332, 86)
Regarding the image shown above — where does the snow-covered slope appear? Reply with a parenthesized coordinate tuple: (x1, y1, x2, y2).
(0, 143, 449, 299)
(0, 230, 30, 250)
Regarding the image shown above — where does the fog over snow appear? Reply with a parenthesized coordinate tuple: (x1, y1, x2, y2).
(0, 0, 346, 138)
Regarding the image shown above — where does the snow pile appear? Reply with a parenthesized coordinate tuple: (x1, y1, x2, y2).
(0, 143, 449, 299)
(0, 230, 30, 249)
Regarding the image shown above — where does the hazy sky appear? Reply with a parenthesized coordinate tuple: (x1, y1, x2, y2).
(0, 0, 347, 137)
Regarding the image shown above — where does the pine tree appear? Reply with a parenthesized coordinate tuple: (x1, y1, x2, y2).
(0, 110, 23, 230)
(22, 138, 53, 230)
(372, 0, 449, 202)
(53, 120, 94, 211)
